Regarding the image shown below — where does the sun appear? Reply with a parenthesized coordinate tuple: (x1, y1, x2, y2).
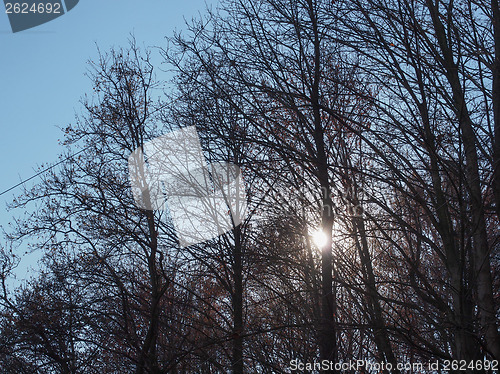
(311, 230, 328, 248)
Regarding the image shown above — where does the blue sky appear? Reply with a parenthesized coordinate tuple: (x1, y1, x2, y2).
(0, 0, 215, 281)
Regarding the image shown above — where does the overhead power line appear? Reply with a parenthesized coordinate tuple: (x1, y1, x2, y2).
(0, 147, 90, 198)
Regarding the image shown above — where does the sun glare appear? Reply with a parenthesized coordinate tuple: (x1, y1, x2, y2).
(311, 230, 328, 248)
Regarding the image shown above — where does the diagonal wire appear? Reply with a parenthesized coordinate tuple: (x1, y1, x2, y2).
(0, 147, 90, 197)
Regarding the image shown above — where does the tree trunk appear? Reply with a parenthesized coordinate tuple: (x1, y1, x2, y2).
(232, 225, 244, 374)
(136, 211, 161, 374)
(491, 0, 500, 220)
